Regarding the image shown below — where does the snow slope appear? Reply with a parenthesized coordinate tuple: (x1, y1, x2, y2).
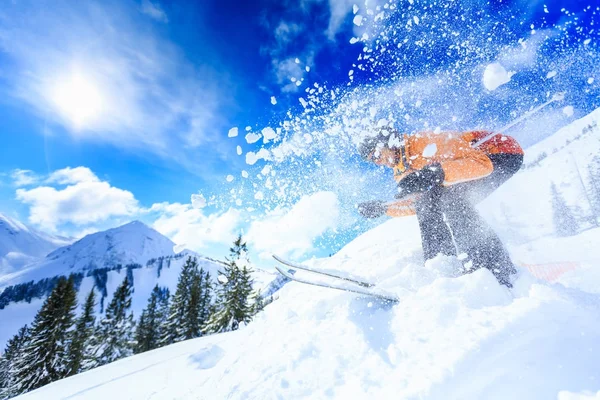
(0, 213, 70, 276)
(15, 216, 600, 400)
(481, 108, 600, 244)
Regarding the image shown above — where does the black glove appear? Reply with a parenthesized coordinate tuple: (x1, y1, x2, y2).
(395, 163, 444, 199)
(357, 200, 387, 219)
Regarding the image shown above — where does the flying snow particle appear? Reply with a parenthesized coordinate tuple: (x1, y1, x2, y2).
(235, 199, 242, 206)
(261, 165, 272, 175)
(245, 132, 262, 144)
(226, 175, 234, 182)
(353, 15, 363, 26)
(271, 96, 277, 105)
(422, 143, 437, 158)
(353, 4, 359, 14)
(295, 58, 300, 64)
(254, 191, 264, 200)
(245, 149, 270, 165)
(584, 39, 592, 45)
(350, 37, 360, 44)
(218, 275, 228, 284)
(482, 62, 515, 91)
(228, 127, 238, 138)
(546, 71, 557, 79)
(415, 100, 422, 107)
(237, 145, 242, 155)
(242, 170, 249, 178)
(191, 193, 207, 209)
(305, 66, 310, 72)
(413, 16, 420, 25)
(588, 78, 595, 84)
(262, 127, 278, 143)
(562, 106, 574, 117)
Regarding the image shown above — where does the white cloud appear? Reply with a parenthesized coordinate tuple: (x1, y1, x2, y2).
(246, 191, 340, 258)
(47, 166, 100, 184)
(10, 169, 39, 186)
(325, 0, 356, 40)
(16, 167, 139, 232)
(141, 0, 168, 23)
(150, 203, 242, 251)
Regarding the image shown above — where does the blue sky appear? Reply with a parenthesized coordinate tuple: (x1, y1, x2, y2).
(0, 0, 598, 262)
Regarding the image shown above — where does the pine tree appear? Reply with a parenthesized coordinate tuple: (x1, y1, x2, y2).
(251, 289, 265, 316)
(588, 155, 600, 223)
(11, 276, 77, 395)
(551, 182, 578, 236)
(135, 285, 169, 353)
(66, 289, 96, 376)
(0, 326, 29, 399)
(92, 277, 135, 366)
(162, 257, 207, 344)
(198, 270, 213, 329)
(204, 235, 255, 334)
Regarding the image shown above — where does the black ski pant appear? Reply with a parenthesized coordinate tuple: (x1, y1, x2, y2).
(414, 154, 523, 286)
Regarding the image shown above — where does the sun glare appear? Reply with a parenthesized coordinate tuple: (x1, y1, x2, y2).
(52, 72, 103, 129)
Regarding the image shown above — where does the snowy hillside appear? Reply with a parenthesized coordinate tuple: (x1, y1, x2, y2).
(14, 218, 600, 400)
(13, 110, 600, 400)
(481, 108, 600, 245)
(0, 213, 70, 276)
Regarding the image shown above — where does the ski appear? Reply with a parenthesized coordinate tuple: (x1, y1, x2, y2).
(272, 255, 375, 288)
(274, 265, 399, 303)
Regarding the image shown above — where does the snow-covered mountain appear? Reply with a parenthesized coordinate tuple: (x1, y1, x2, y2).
(0, 220, 278, 350)
(0, 213, 70, 276)
(0, 221, 176, 290)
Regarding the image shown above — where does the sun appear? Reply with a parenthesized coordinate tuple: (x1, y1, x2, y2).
(52, 72, 103, 129)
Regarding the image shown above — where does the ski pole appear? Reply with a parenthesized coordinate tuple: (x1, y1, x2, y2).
(472, 92, 566, 148)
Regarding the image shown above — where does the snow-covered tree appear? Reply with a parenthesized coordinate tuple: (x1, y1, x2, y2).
(0, 325, 29, 399)
(204, 235, 255, 334)
(199, 269, 213, 328)
(551, 182, 578, 236)
(92, 276, 135, 366)
(135, 285, 169, 353)
(66, 289, 96, 376)
(251, 289, 265, 316)
(162, 257, 210, 344)
(11, 276, 77, 395)
(588, 155, 600, 223)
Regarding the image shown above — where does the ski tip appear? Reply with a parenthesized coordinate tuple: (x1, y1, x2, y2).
(272, 254, 286, 263)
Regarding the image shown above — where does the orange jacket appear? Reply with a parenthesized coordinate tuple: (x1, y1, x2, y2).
(386, 130, 523, 217)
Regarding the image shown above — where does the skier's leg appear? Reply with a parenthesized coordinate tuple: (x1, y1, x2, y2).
(441, 188, 516, 286)
(415, 187, 457, 261)
(467, 153, 524, 204)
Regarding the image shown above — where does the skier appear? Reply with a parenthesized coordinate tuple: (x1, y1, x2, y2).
(357, 128, 524, 287)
